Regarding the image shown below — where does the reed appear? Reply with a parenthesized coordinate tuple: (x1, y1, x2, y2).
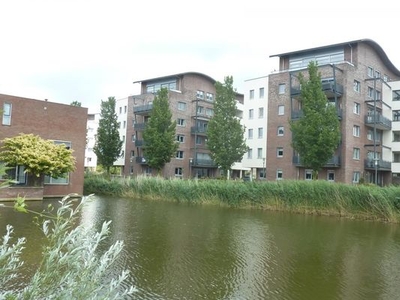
(83, 174, 400, 223)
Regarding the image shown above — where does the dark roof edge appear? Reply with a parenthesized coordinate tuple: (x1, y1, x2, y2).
(133, 71, 217, 85)
(270, 38, 400, 77)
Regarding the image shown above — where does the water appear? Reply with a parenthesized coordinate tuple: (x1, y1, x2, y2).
(1, 196, 400, 299)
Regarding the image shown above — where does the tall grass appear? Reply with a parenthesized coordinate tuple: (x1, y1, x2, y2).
(84, 174, 400, 223)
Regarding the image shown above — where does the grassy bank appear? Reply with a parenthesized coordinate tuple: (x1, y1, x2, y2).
(84, 174, 400, 223)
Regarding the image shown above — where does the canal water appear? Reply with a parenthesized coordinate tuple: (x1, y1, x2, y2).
(1, 195, 400, 300)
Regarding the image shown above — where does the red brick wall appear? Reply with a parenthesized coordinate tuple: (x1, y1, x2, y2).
(0, 94, 88, 198)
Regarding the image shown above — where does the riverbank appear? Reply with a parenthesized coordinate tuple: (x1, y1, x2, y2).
(83, 175, 400, 223)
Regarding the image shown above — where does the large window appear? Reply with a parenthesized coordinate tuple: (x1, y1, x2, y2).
(44, 140, 71, 184)
(2, 103, 11, 125)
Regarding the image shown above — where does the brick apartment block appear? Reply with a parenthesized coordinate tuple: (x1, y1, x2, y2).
(0, 94, 88, 199)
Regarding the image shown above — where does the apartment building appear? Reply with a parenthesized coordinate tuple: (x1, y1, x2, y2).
(85, 113, 100, 172)
(241, 76, 269, 180)
(266, 39, 400, 185)
(0, 94, 88, 199)
(114, 72, 244, 179)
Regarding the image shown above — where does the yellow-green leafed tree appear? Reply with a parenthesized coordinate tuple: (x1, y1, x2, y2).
(0, 133, 76, 185)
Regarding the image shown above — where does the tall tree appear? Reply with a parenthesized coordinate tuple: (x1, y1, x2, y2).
(207, 76, 248, 179)
(142, 88, 178, 175)
(290, 61, 341, 179)
(93, 97, 123, 175)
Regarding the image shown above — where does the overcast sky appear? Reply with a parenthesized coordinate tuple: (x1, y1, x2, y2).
(1, 0, 399, 113)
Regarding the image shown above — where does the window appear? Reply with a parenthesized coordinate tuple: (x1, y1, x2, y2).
(353, 102, 360, 115)
(305, 170, 312, 181)
(327, 171, 335, 182)
(368, 87, 374, 98)
(175, 167, 183, 177)
(394, 152, 400, 162)
(278, 84, 286, 94)
(123, 121, 126, 129)
(124, 106, 127, 113)
(257, 148, 263, 159)
(277, 147, 283, 157)
(177, 135, 185, 143)
(247, 148, 253, 159)
(196, 136, 202, 145)
(393, 110, 400, 121)
(249, 109, 254, 119)
(393, 131, 400, 142)
(367, 67, 374, 78)
(119, 107, 122, 114)
(353, 148, 360, 160)
(177, 118, 185, 126)
(276, 169, 283, 180)
(248, 129, 253, 139)
(278, 105, 284, 115)
(376, 90, 381, 100)
(197, 90, 204, 99)
(2, 103, 11, 125)
(353, 125, 360, 137)
(375, 70, 381, 78)
(205, 108, 214, 117)
(249, 90, 254, 99)
(197, 106, 204, 115)
(353, 80, 361, 93)
(352, 171, 360, 183)
(206, 92, 214, 102)
(44, 141, 71, 184)
(178, 102, 187, 111)
(258, 107, 264, 118)
(259, 87, 264, 98)
(277, 126, 284, 136)
(258, 127, 263, 139)
(176, 151, 184, 159)
(367, 129, 373, 141)
(393, 90, 400, 101)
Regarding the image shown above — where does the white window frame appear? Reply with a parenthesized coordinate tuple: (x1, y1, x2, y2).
(353, 102, 360, 115)
(277, 147, 283, 157)
(327, 170, 335, 182)
(177, 118, 185, 127)
(278, 105, 284, 115)
(2, 103, 11, 125)
(305, 169, 312, 181)
(277, 126, 284, 136)
(178, 101, 187, 111)
(353, 125, 360, 137)
(248, 128, 253, 139)
(276, 169, 283, 180)
(258, 107, 264, 118)
(258, 127, 263, 139)
(278, 84, 286, 94)
(175, 167, 183, 178)
(176, 150, 184, 159)
(353, 80, 361, 93)
(353, 148, 360, 160)
(352, 171, 360, 183)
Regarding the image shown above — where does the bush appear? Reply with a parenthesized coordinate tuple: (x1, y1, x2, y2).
(0, 194, 135, 299)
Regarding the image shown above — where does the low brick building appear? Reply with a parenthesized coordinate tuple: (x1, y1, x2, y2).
(0, 94, 88, 199)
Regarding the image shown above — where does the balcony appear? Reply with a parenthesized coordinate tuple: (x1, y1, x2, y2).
(191, 158, 217, 167)
(364, 159, 391, 171)
(133, 104, 153, 115)
(133, 123, 147, 131)
(291, 108, 342, 120)
(291, 82, 343, 98)
(292, 155, 341, 168)
(191, 126, 208, 135)
(364, 113, 392, 131)
(135, 156, 148, 164)
(134, 139, 144, 147)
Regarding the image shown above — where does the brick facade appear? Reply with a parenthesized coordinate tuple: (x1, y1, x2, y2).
(0, 94, 88, 199)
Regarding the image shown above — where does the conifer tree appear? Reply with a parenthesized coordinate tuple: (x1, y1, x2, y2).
(93, 97, 123, 175)
(290, 61, 341, 179)
(142, 88, 178, 174)
(207, 76, 248, 179)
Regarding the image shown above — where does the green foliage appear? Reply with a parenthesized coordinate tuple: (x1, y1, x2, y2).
(142, 88, 179, 173)
(70, 101, 82, 107)
(93, 97, 123, 175)
(0, 194, 135, 299)
(84, 175, 400, 223)
(0, 133, 75, 179)
(207, 76, 248, 178)
(290, 61, 341, 177)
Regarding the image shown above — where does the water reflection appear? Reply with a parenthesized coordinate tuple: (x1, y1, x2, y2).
(1, 196, 400, 299)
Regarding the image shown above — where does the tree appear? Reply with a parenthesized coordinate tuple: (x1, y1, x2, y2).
(290, 61, 341, 179)
(207, 76, 248, 179)
(0, 133, 75, 186)
(70, 101, 81, 107)
(142, 88, 178, 174)
(0, 194, 135, 299)
(93, 97, 123, 175)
